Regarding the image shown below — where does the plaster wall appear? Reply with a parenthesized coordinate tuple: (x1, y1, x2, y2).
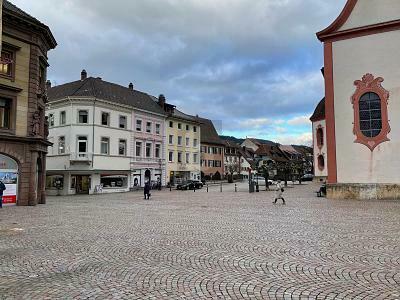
(47, 100, 132, 172)
(332, 30, 400, 183)
(312, 120, 328, 178)
(340, 0, 400, 31)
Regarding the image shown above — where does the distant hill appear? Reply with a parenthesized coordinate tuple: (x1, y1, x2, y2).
(292, 145, 313, 155)
(219, 135, 245, 145)
(220, 135, 312, 150)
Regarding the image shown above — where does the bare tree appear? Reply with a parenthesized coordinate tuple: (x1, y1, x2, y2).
(256, 159, 275, 190)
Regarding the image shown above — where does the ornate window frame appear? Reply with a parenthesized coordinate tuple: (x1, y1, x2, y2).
(317, 154, 325, 171)
(351, 74, 390, 151)
(0, 90, 17, 135)
(316, 125, 324, 149)
(0, 43, 19, 82)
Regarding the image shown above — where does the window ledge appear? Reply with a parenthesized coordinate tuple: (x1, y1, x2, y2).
(0, 83, 21, 92)
(0, 128, 16, 135)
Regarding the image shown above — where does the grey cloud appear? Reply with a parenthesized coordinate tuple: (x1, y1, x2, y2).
(13, 0, 346, 136)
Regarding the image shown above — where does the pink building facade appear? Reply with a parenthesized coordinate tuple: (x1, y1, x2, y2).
(131, 110, 166, 188)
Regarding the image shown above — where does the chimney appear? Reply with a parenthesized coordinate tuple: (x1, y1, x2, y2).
(81, 69, 87, 80)
(46, 80, 51, 90)
(158, 94, 166, 109)
(128, 83, 134, 90)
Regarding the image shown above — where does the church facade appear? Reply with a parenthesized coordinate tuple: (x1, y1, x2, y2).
(310, 97, 327, 182)
(315, 0, 400, 199)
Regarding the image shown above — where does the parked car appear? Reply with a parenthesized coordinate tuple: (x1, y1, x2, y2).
(251, 176, 274, 185)
(301, 174, 314, 181)
(177, 180, 203, 190)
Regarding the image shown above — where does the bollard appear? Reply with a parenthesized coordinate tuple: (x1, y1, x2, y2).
(220, 183, 222, 192)
(170, 185, 172, 192)
(235, 184, 237, 192)
(207, 184, 209, 192)
(194, 185, 196, 192)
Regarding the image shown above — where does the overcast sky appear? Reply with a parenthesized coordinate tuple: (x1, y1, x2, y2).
(13, 0, 346, 145)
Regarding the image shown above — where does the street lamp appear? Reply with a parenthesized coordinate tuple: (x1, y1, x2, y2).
(248, 168, 254, 193)
(256, 172, 259, 192)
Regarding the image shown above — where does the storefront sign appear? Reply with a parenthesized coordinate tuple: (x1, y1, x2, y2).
(0, 172, 17, 205)
(0, 154, 18, 206)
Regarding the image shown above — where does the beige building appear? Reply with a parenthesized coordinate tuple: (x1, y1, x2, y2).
(196, 117, 225, 180)
(317, 0, 400, 199)
(0, 1, 56, 206)
(161, 101, 201, 185)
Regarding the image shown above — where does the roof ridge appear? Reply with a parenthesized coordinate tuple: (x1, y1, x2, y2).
(92, 77, 154, 98)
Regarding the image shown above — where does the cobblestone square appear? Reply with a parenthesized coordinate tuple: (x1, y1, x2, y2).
(0, 183, 399, 299)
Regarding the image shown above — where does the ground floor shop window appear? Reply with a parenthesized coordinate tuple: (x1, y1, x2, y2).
(101, 175, 128, 188)
(46, 175, 64, 189)
(0, 154, 18, 205)
(70, 176, 76, 189)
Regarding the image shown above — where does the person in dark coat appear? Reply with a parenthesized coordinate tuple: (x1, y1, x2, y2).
(0, 180, 6, 208)
(144, 181, 151, 200)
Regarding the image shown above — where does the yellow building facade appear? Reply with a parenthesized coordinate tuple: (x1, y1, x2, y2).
(165, 111, 201, 185)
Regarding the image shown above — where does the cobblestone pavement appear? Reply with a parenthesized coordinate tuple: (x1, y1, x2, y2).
(0, 183, 399, 299)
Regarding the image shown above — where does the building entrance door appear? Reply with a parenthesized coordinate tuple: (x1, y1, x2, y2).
(76, 175, 90, 194)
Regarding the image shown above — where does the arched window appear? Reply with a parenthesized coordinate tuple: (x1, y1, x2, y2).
(351, 74, 390, 151)
(316, 127, 324, 148)
(318, 155, 325, 171)
(359, 92, 382, 138)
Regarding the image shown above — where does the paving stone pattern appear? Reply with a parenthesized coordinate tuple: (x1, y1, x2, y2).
(0, 183, 399, 299)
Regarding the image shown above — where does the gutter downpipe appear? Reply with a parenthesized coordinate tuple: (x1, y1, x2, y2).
(68, 96, 73, 155)
(92, 98, 96, 169)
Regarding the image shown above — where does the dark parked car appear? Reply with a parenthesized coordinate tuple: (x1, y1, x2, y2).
(301, 174, 314, 181)
(177, 180, 203, 190)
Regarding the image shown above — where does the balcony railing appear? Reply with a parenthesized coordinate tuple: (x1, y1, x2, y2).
(132, 157, 165, 163)
(70, 152, 93, 164)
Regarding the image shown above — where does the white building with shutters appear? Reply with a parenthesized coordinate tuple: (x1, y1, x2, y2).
(45, 70, 166, 195)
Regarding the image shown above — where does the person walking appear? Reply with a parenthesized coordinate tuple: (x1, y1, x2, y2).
(157, 177, 161, 191)
(0, 180, 6, 208)
(144, 181, 151, 200)
(273, 180, 285, 205)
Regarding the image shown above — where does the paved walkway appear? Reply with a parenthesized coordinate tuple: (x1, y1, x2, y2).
(0, 183, 399, 299)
